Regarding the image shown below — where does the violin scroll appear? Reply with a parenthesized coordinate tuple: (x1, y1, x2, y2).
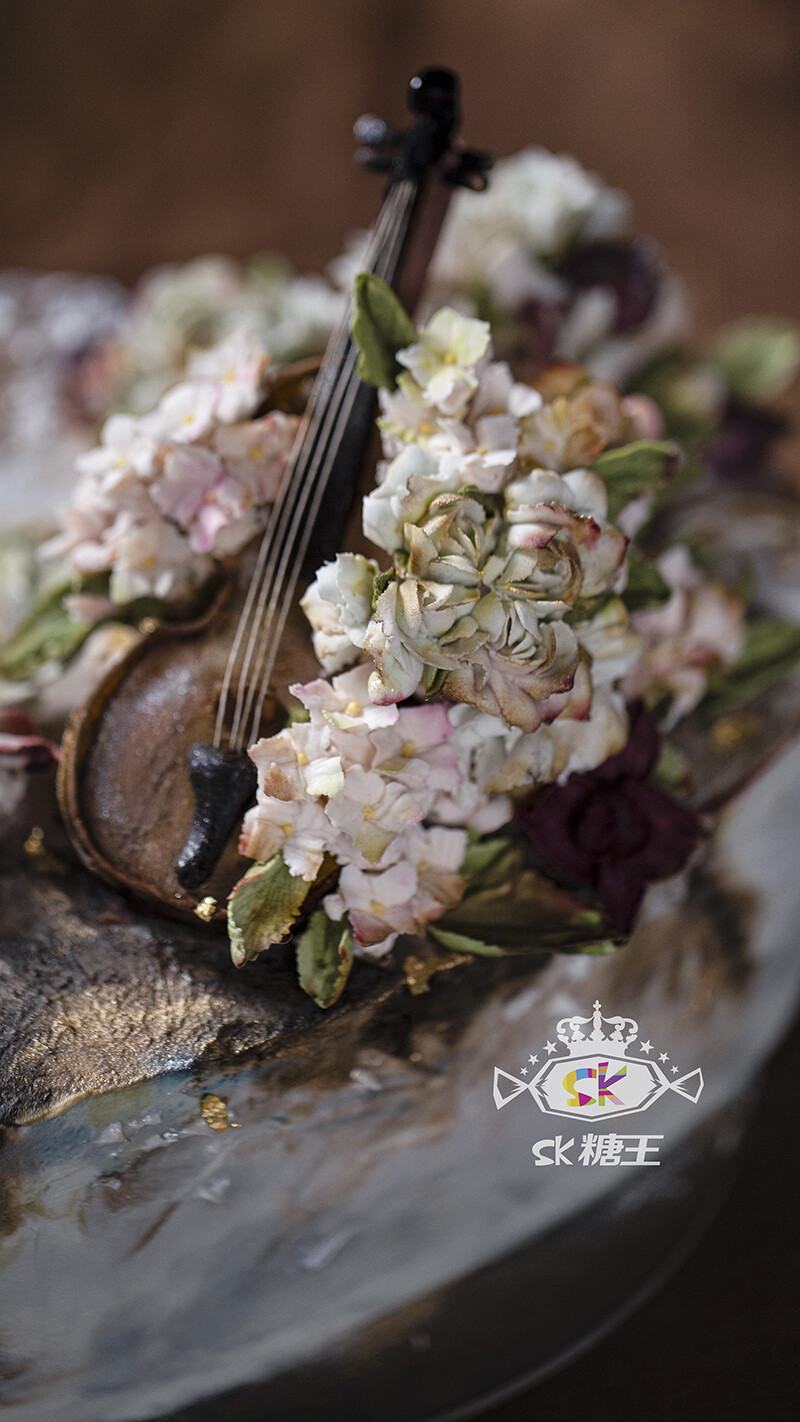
(354, 67, 492, 190)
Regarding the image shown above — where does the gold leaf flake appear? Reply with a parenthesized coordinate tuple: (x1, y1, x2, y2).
(711, 711, 760, 752)
(194, 896, 217, 922)
(200, 1094, 238, 1132)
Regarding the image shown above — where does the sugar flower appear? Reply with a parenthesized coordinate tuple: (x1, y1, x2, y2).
(300, 553, 378, 674)
(241, 664, 463, 892)
(622, 545, 745, 727)
(431, 148, 629, 299)
(46, 335, 298, 611)
(396, 308, 491, 417)
(520, 701, 700, 933)
(324, 824, 469, 956)
(308, 317, 635, 730)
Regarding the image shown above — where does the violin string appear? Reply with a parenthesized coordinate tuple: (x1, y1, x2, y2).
(214, 181, 408, 748)
(235, 182, 416, 753)
(235, 179, 417, 749)
(215, 266, 366, 748)
(220, 181, 409, 750)
(226, 177, 415, 751)
(233, 184, 414, 750)
(222, 192, 404, 751)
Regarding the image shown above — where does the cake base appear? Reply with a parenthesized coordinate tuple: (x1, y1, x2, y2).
(2, 727, 800, 1421)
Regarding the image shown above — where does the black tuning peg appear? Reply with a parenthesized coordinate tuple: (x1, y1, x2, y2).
(445, 147, 494, 192)
(355, 147, 395, 173)
(353, 114, 403, 149)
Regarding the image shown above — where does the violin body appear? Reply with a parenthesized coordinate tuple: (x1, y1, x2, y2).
(58, 551, 319, 920)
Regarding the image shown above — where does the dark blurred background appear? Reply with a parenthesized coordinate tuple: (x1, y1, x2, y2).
(1, 0, 799, 336)
(1, 2, 798, 1417)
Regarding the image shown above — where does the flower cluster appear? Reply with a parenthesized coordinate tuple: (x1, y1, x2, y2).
(75, 254, 345, 420)
(427, 148, 688, 390)
(622, 544, 744, 727)
(240, 664, 467, 955)
(45, 333, 298, 610)
(303, 308, 649, 733)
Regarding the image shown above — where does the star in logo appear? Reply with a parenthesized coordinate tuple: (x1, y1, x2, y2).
(671, 1065, 679, 1075)
(639, 1040, 653, 1054)
(659, 1052, 669, 1063)
(520, 1066, 528, 1076)
(544, 1041, 557, 1055)
(528, 1054, 538, 1067)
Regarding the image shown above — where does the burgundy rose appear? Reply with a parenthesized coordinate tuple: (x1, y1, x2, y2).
(515, 297, 565, 374)
(702, 400, 785, 482)
(559, 239, 660, 333)
(519, 702, 700, 933)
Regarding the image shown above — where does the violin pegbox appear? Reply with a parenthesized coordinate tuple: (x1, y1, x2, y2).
(354, 67, 493, 190)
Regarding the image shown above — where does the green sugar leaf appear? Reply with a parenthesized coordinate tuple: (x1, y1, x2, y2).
(351, 273, 415, 390)
(592, 439, 679, 520)
(0, 577, 93, 682)
(621, 546, 671, 614)
(708, 318, 800, 404)
(428, 926, 509, 957)
(227, 855, 311, 967)
(702, 616, 800, 719)
(435, 864, 609, 954)
(296, 909, 355, 1008)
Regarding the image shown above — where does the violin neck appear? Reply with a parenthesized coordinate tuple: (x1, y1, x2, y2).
(299, 168, 447, 572)
(212, 168, 452, 759)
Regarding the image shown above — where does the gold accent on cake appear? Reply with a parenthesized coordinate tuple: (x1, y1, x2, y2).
(200, 1094, 239, 1132)
(194, 896, 218, 922)
(23, 826, 45, 857)
(711, 711, 760, 751)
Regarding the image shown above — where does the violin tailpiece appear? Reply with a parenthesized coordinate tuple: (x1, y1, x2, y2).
(175, 742, 257, 893)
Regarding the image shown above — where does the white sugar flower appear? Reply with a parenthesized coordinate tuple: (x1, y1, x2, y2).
(324, 764, 424, 864)
(360, 464, 626, 728)
(431, 148, 629, 296)
(75, 412, 159, 484)
(517, 380, 628, 473)
(378, 376, 449, 457)
(575, 596, 643, 687)
(108, 514, 212, 604)
(149, 445, 226, 531)
(363, 444, 457, 555)
(324, 858, 417, 956)
(397, 308, 491, 417)
(324, 823, 468, 957)
(241, 663, 463, 901)
(212, 411, 297, 503)
(46, 332, 297, 620)
(290, 663, 398, 739)
(149, 379, 220, 443)
(300, 553, 378, 674)
(187, 330, 269, 421)
(623, 545, 744, 727)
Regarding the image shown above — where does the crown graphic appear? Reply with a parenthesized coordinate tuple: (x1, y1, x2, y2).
(555, 999, 639, 1055)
